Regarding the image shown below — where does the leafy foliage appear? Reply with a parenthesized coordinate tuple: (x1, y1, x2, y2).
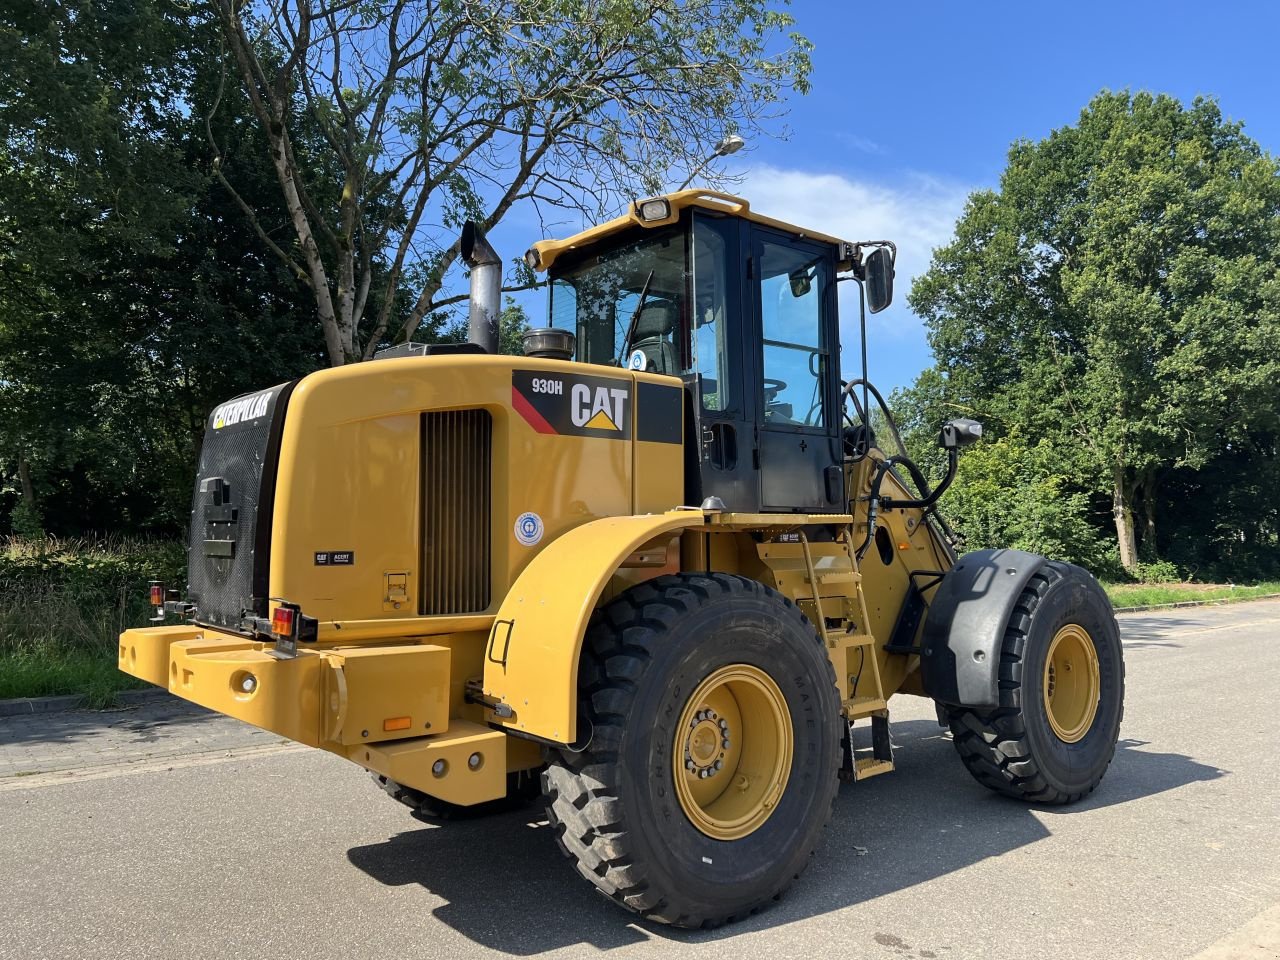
(939, 432, 1119, 576)
(209, 0, 813, 363)
(907, 91, 1280, 577)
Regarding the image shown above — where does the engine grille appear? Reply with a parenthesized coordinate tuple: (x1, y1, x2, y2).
(420, 409, 492, 615)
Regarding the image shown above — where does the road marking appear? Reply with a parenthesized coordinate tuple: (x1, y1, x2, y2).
(1189, 901, 1280, 959)
(0, 741, 307, 792)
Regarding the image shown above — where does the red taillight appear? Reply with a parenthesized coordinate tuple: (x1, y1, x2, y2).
(149, 582, 164, 606)
(271, 606, 296, 637)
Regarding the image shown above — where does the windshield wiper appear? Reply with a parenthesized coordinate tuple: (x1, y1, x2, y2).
(618, 270, 655, 365)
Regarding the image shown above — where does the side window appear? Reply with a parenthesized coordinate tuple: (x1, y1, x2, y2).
(691, 218, 732, 412)
(758, 240, 829, 428)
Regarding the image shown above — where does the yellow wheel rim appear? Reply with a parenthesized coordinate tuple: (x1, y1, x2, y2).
(1043, 624, 1101, 743)
(672, 664, 794, 841)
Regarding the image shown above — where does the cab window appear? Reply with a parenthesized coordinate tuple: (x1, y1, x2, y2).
(758, 240, 830, 429)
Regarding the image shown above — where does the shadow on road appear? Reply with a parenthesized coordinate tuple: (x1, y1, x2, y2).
(0, 697, 222, 748)
(346, 720, 1224, 954)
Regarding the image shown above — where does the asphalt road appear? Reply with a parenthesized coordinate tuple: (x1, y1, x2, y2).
(2, 600, 1279, 960)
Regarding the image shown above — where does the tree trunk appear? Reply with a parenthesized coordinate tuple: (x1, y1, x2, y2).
(1112, 461, 1139, 574)
(17, 453, 35, 508)
(1141, 484, 1157, 558)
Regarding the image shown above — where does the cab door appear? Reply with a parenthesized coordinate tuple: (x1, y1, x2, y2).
(751, 228, 843, 512)
(684, 210, 759, 510)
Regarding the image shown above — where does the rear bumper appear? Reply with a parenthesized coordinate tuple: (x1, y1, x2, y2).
(119, 625, 514, 805)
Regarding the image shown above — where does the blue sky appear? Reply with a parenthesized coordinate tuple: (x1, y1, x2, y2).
(499, 1, 1278, 395)
(731, 0, 1280, 393)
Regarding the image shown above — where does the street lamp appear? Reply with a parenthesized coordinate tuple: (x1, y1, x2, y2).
(677, 134, 746, 191)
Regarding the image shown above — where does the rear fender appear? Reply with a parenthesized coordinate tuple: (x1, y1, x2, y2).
(919, 549, 1046, 708)
(482, 512, 703, 744)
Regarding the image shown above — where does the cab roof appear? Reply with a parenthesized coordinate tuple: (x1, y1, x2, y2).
(525, 189, 855, 273)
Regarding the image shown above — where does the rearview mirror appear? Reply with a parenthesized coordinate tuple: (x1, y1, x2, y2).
(788, 267, 813, 298)
(864, 246, 894, 314)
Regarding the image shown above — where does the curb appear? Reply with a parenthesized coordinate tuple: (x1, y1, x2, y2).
(1114, 592, 1280, 614)
(0, 688, 170, 718)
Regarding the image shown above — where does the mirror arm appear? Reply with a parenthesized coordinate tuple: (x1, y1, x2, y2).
(879, 448, 958, 511)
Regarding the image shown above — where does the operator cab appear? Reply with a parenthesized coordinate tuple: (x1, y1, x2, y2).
(527, 191, 893, 514)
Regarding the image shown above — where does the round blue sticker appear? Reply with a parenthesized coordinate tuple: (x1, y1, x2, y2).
(514, 511, 544, 546)
(628, 349, 646, 371)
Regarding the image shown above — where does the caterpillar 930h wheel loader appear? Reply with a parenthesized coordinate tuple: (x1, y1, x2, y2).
(121, 189, 1124, 928)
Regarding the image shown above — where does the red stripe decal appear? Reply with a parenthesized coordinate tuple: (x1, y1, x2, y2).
(511, 385, 557, 435)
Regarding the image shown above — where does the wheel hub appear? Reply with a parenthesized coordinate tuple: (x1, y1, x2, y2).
(684, 711, 729, 777)
(672, 664, 793, 840)
(1043, 624, 1101, 743)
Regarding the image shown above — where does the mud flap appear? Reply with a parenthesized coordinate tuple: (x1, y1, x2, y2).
(919, 548, 1046, 708)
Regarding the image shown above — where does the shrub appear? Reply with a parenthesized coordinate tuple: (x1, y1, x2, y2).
(0, 536, 185, 659)
(1133, 559, 1181, 584)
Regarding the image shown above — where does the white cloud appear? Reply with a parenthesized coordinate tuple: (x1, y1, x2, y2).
(741, 164, 970, 334)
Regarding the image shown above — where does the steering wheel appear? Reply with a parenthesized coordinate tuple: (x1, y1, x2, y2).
(762, 377, 788, 402)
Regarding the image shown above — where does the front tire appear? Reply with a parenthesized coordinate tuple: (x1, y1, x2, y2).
(543, 573, 842, 928)
(945, 561, 1125, 803)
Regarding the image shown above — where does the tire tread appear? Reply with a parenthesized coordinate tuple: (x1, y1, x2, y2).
(944, 562, 1124, 805)
(543, 572, 840, 928)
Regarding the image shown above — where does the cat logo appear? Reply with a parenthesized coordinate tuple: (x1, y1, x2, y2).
(511, 371, 632, 440)
(571, 384, 628, 431)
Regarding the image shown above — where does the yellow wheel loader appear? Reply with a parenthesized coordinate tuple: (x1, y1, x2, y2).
(121, 189, 1124, 928)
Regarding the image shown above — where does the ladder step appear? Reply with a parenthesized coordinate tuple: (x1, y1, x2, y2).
(806, 571, 858, 585)
(845, 696, 887, 718)
(854, 757, 894, 780)
(842, 633, 878, 647)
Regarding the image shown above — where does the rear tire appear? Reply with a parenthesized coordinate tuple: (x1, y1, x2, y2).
(944, 561, 1124, 804)
(542, 573, 842, 928)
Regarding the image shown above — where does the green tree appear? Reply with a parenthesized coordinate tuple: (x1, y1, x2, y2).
(909, 91, 1280, 574)
(209, 0, 813, 365)
(940, 432, 1117, 575)
(0, 0, 199, 532)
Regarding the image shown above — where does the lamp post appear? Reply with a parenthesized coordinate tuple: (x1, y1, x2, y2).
(677, 134, 746, 191)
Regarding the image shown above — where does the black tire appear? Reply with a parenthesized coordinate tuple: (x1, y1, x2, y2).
(944, 561, 1125, 804)
(542, 573, 842, 929)
(373, 767, 543, 822)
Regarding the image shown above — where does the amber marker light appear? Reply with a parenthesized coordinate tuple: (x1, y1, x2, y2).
(149, 582, 164, 606)
(382, 717, 412, 732)
(271, 605, 296, 638)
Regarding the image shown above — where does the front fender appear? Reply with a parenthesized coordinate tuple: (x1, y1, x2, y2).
(482, 512, 703, 743)
(919, 548, 1047, 707)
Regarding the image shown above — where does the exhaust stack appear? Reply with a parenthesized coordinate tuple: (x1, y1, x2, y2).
(461, 221, 501, 354)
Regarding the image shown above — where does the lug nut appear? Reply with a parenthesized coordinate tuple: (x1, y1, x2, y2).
(240, 675, 256, 694)
(686, 759, 695, 771)
(722, 739, 730, 749)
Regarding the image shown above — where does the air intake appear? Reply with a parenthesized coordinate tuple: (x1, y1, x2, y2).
(420, 409, 493, 615)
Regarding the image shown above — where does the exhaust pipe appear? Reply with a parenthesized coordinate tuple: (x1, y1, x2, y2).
(461, 221, 501, 354)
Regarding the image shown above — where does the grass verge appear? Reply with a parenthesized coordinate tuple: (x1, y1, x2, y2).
(0, 652, 148, 708)
(1105, 581, 1280, 610)
(0, 535, 183, 707)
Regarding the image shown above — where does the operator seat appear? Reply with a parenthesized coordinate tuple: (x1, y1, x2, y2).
(631, 302, 678, 374)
